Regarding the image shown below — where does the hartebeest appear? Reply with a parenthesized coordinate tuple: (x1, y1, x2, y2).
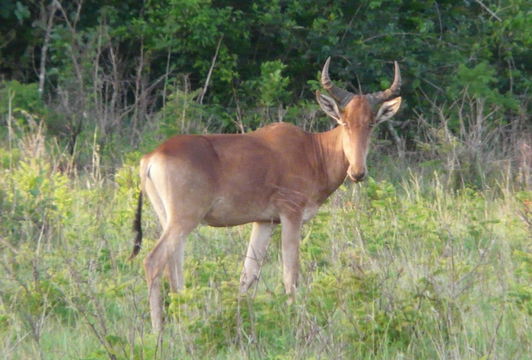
(129, 58, 402, 331)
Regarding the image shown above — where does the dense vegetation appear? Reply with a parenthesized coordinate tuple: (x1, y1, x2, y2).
(0, 0, 530, 359)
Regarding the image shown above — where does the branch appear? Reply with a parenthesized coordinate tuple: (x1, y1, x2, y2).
(198, 35, 224, 105)
(54, 0, 85, 88)
(38, 1, 58, 96)
(385, 121, 405, 158)
(362, 32, 421, 43)
(474, 0, 502, 22)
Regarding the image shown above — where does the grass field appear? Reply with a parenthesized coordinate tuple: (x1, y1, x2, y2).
(0, 124, 530, 359)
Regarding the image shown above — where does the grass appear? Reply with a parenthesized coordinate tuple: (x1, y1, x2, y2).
(0, 125, 530, 360)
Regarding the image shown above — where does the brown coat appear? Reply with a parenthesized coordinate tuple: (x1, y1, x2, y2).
(131, 58, 403, 331)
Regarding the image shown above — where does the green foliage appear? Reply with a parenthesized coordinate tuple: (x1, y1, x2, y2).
(167, 283, 292, 355)
(364, 177, 397, 210)
(0, 145, 530, 358)
(257, 60, 291, 107)
(3, 158, 72, 244)
(155, 83, 206, 137)
(301, 211, 332, 268)
(508, 283, 532, 315)
(509, 247, 532, 315)
(451, 62, 518, 110)
(1, 0, 529, 138)
(0, 81, 47, 126)
(0, 146, 21, 169)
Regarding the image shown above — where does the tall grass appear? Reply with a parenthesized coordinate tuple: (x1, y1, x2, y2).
(0, 100, 530, 359)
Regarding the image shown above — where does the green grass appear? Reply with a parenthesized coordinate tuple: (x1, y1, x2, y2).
(0, 141, 530, 359)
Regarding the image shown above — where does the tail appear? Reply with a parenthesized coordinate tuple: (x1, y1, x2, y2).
(129, 190, 143, 260)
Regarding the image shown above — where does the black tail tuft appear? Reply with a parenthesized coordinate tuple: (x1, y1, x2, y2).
(129, 191, 143, 260)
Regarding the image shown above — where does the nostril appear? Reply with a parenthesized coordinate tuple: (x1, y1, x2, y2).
(348, 171, 366, 182)
(354, 172, 366, 182)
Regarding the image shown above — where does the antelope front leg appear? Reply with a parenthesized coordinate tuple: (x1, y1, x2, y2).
(240, 222, 275, 293)
(280, 214, 302, 298)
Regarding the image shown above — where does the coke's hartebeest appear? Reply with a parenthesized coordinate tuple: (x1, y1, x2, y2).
(130, 58, 402, 331)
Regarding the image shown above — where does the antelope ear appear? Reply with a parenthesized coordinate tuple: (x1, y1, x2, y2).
(316, 90, 345, 125)
(376, 97, 402, 123)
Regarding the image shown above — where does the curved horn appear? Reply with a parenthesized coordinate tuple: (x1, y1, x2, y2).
(367, 61, 401, 106)
(321, 57, 354, 108)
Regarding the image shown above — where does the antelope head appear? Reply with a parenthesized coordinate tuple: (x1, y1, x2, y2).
(316, 57, 402, 182)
